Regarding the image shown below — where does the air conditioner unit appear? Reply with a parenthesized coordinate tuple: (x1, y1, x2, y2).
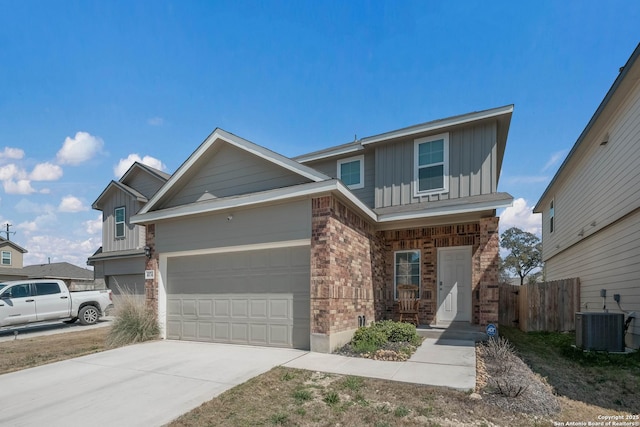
(575, 312, 624, 352)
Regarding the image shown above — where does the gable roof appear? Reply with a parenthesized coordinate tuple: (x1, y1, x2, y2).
(121, 161, 171, 184)
(0, 237, 28, 254)
(137, 128, 331, 216)
(92, 180, 148, 210)
(22, 262, 93, 280)
(534, 43, 640, 212)
(295, 104, 514, 163)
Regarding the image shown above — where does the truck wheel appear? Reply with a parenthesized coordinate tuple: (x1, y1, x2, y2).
(64, 318, 78, 324)
(78, 306, 100, 325)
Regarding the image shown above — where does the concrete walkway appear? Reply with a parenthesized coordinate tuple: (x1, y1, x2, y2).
(0, 338, 476, 426)
(284, 337, 476, 391)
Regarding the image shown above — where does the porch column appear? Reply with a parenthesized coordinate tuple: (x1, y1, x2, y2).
(478, 217, 500, 325)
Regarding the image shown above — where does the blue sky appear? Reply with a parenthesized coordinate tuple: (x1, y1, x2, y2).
(0, 1, 639, 267)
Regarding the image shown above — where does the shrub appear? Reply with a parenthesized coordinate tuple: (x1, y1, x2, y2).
(350, 320, 422, 355)
(106, 290, 159, 348)
(352, 326, 388, 353)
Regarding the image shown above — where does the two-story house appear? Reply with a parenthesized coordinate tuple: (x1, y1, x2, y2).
(127, 105, 513, 352)
(534, 43, 640, 348)
(88, 162, 170, 301)
(0, 237, 28, 281)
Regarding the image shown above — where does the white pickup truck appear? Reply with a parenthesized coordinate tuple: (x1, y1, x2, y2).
(0, 279, 113, 327)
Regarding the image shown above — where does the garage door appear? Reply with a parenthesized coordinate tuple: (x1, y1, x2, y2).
(166, 246, 310, 349)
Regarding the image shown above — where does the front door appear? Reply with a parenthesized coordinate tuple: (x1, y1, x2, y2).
(437, 247, 472, 324)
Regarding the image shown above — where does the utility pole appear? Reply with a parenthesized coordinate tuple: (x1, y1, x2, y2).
(1, 223, 15, 241)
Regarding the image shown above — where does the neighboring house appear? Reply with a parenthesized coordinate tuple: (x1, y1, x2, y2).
(534, 43, 640, 349)
(22, 262, 94, 290)
(128, 105, 513, 352)
(87, 162, 170, 298)
(0, 237, 28, 281)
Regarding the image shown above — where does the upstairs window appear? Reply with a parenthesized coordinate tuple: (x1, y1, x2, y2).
(1, 251, 10, 265)
(414, 133, 449, 195)
(549, 199, 555, 234)
(115, 207, 126, 238)
(337, 155, 364, 190)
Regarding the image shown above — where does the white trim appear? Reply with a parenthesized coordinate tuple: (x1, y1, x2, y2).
(1, 250, 11, 266)
(337, 155, 365, 190)
(160, 239, 310, 259)
(132, 179, 379, 224)
(378, 197, 513, 223)
(296, 145, 363, 163)
(114, 206, 126, 238)
(413, 133, 449, 197)
(394, 249, 421, 300)
(361, 105, 514, 146)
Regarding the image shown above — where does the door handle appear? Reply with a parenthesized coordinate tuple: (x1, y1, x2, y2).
(60, 296, 69, 299)
(26, 299, 34, 302)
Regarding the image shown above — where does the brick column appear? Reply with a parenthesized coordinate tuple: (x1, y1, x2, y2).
(144, 223, 159, 312)
(478, 217, 500, 325)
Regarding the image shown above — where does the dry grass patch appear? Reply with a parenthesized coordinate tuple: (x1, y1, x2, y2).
(0, 327, 110, 375)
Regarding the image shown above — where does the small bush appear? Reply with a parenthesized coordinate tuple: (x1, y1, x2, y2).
(350, 320, 422, 355)
(352, 326, 388, 353)
(106, 290, 159, 348)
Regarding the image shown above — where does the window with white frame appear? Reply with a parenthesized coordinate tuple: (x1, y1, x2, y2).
(337, 155, 364, 190)
(1, 251, 11, 266)
(414, 133, 449, 195)
(549, 199, 555, 233)
(394, 250, 420, 299)
(115, 207, 126, 238)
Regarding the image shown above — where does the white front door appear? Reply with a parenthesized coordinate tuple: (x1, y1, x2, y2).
(437, 247, 472, 324)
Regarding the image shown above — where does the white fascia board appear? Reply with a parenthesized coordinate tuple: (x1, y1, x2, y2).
(216, 129, 331, 182)
(361, 105, 514, 146)
(131, 180, 338, 224)
(334, 182, 378, 221)
(377, 198, 513, 223)
(296, 145, 363, 163)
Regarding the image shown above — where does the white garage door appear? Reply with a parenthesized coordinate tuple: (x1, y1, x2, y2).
(166, 246, 310, 349)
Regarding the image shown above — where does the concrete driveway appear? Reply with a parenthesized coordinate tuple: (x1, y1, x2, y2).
(0, 341, 306, 427)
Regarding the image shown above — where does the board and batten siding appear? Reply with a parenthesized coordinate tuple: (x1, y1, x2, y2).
(155, 199, 312, 254)
(541, 79, 640, 261)
(374, 121, 498, 208)
(164, 143, 312, 208)
(305, 152, 375, 207)
(102, 193, 145, 253)
(544, 211, 640, 347)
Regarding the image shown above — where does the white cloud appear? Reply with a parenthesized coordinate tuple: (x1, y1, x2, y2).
(114, 154, 167, 178)
(30, 162, 63, 181)
(23, 234, 100, 268)
(17, 212, 58, 234)
(56, 131, 104, 165)
(58, 195, 89, 212)
(3, 179, 36, 195)
(0, 163, 26, 181)
(0, 147, 24, 160)
(498, 198, 542, 236)
(542, 149, 569, 172)
(14, 199, 55, 214)
(84, 214, 102, 235)
(147, 117, 164, 126)
(503, 175, 549, 185)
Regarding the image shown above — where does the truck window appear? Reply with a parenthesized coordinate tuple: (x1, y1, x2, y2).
(35, 282, 61, 295)
(4, 284, 31, 298)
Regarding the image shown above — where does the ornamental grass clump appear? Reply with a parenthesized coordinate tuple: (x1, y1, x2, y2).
(106, 289, 159, 348)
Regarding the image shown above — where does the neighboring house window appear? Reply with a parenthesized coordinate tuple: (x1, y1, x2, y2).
(115, 207, 126, 238)
(549, 199, 555, 234)
(394, 250, 420, 299)
(414, 133, 449, 195)
(1, 251, 11, 265)
(337, 155, 364, 190)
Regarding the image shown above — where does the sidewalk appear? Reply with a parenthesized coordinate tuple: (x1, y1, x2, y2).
(283, 337, 476, 391)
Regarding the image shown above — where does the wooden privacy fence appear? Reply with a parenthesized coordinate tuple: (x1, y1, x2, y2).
(499, 278, 580, 332)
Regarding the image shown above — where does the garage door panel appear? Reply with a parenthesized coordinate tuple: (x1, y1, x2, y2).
(182, 321, 197, 340)
(167, 246, 310, 349)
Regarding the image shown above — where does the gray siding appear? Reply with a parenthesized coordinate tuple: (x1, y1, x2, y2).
(122, 168, 165, 199)
(102, 256, 146, 276)
(164, 143, 312, 208)
(155, 200, 311, 254)
(102, 193, 145, 253)
(374, 121, 497, 208)
(541, 79, 640, 261)
(305, 152, 375, 207)
(544, 211, 640, 348)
